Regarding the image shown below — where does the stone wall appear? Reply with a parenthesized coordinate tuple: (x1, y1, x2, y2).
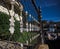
(0, 41, 27, 49)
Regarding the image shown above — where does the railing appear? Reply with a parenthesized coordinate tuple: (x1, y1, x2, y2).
(30, 34, 40, 42)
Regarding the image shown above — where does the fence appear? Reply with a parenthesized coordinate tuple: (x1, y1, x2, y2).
(0, 0, 40, 49)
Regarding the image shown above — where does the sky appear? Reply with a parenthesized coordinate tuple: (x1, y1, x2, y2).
(20, 0, 60, 22)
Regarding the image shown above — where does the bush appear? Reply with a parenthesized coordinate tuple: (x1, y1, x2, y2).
(0, 12, 37, 44)
(0, 12, 10, 40)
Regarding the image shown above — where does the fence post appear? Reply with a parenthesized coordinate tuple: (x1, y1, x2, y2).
(21, 43, 23, 49)
(26, 40, 29, 45)
(19, 4, 23, 33)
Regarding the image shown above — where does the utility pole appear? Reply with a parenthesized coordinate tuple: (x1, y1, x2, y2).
(31, 0, 41, 22)
(31, 0, 49, 49)
(31, 0, 44, 44)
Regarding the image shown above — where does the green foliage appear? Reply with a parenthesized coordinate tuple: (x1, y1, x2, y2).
(17, 32, 38, 43)
(0, 12, 37, 44)
(0, 12, 10, 40)
(12, 19, 20, 41)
